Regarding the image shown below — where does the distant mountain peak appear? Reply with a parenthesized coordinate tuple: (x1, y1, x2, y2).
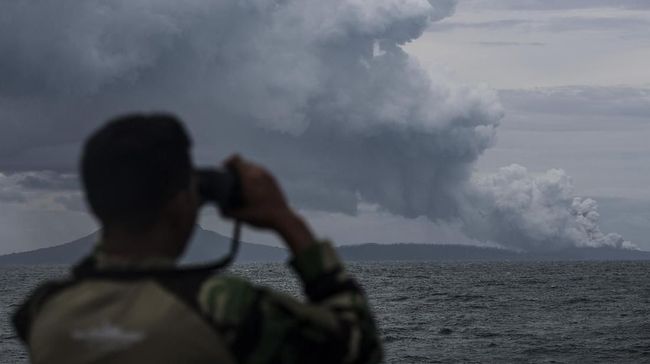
(1, 231, 649, 266)
(0, 226, 287, 265)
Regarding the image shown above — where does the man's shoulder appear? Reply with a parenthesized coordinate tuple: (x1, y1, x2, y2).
(197, 274, 261, 325)
(12, 278, 78, 343)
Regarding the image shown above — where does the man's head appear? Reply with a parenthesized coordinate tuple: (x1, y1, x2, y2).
(81, 113, 198, 257)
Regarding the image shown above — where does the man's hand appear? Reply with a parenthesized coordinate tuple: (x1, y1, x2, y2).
(224, 155, 315, 255)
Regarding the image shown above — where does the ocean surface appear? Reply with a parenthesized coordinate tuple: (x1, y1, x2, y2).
(1, 261, 649, 363)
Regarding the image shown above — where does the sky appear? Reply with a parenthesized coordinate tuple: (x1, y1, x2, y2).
(0, 0, 648, 254)
(405, 0, 650, 249)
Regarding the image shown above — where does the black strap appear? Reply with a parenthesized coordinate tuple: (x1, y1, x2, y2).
(73, 221, 242, 280)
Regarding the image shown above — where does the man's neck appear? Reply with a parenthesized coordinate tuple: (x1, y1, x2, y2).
(100, 226, 180, 260)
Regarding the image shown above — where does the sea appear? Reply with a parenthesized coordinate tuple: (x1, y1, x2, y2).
(1, 261, 649, 363)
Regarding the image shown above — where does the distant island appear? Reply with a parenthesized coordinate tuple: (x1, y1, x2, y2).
(1, 226, 649, 265)
(0, 226, 287, 265)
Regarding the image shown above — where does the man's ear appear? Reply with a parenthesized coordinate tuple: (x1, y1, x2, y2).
(164, 188, 197, 222)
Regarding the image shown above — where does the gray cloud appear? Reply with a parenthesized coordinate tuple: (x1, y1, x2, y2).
(15, 171, 79, 191)
(477, 85, 650, 219)
(474, 41, 546, 47)
(0, 171, 83, 210)
(0, 173, 28, 203)
(0, 0, 489, 217)
(461, 0, 650, 11)
(429, 19, 528, 32)
(0, 0, 634, 252)
(53, 194, 87, 213)
(501, 86, 650, 119)
(538, 16, 650, 33)
(429, 16, 650, 33)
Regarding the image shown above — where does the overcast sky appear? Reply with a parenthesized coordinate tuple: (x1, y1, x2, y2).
(406, 0, 650, 200)
(0, 0, 648, 254)
(406, 0, 650, 249)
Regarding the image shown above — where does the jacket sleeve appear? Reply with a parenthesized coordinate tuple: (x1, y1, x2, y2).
(197, 240, 383, 364)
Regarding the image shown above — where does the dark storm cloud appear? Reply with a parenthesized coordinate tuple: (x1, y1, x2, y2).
(1, 0, 494, 219)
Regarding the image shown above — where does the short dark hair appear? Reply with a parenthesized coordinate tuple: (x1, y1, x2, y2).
(81, 113, 193, 231)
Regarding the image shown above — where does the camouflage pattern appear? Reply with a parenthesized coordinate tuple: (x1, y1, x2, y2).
(197, 241, 383, 363)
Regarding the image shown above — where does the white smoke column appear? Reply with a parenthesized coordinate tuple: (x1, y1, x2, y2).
(570, 197, 635, 249)
(462, 165, 635, 250)
(0, 0, 632, 251)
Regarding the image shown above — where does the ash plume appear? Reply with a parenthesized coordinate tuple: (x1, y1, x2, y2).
(462, 165, 635, 251)
(0, 0, 633, 251)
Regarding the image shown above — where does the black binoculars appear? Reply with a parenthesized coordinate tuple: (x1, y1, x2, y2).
(196, 168, 243, 211)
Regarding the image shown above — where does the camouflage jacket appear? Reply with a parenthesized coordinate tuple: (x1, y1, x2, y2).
(13, 240, 383, 364)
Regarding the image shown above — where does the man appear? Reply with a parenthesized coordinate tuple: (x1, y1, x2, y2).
(13, 114, 383, 363)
